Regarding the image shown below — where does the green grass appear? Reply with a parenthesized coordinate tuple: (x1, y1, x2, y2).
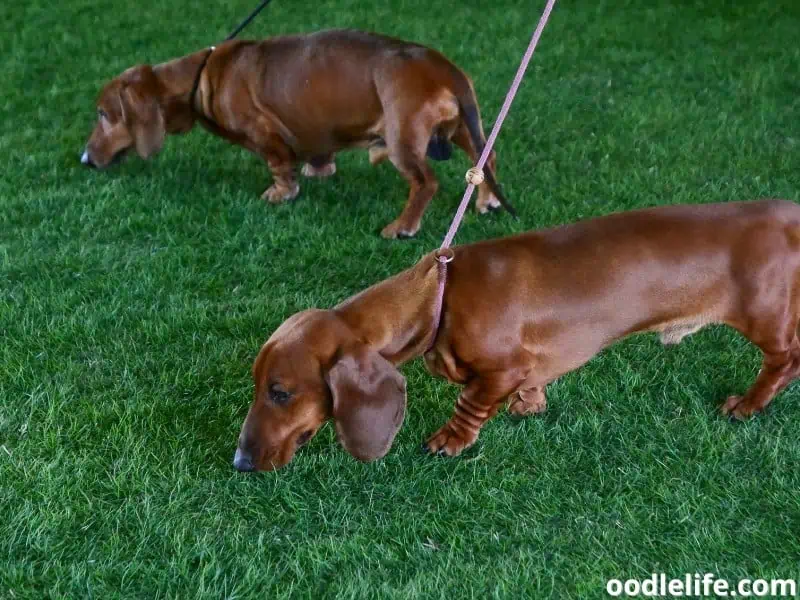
(2, 0, 800, 597)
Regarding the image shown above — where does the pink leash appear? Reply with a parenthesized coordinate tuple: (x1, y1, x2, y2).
(427, 0, 558, 351)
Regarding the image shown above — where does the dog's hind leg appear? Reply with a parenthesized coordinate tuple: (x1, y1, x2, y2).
(721, 338, 800, 419)
(451, 121, 501, 214)
(721, 286, 800, 419)
(379, 110, 442, 239)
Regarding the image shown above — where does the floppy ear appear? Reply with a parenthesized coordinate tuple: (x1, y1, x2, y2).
(120, 80, 165, 159)
(326, 346, 406, 462)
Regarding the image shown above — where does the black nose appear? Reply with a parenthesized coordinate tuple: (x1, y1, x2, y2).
(233, 447, 255, 472)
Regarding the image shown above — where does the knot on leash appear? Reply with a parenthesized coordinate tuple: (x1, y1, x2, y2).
(465, 167, 485, 186)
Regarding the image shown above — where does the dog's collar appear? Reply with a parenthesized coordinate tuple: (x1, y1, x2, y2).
(189, 46, 216, 114)
(426, 249, 454, 353)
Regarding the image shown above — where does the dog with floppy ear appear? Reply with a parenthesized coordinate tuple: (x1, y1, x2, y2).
(235, 199, 800, 471)
(119, 70, 166, 160)
(233, 251, 439, 471)
(82, 65, 167, 167)
(80, 28, 515, 239)
(327, 346, 407, 462)
(233, 309, 409, 471)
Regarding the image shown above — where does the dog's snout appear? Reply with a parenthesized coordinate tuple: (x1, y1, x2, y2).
(80, 149, 95, 168)
(233, 447, 255, 472)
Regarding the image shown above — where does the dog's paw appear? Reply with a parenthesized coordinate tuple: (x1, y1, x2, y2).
(368, 145, 389, 166)
(507, 389, 547, 417)
(720, 395, 759, 420)
(380, 220, 418, 240)
(262, 182, 300, 204)
(476, 194, 502, 214)
(422, 425, 475, 457)
(301, 162, 336, 178)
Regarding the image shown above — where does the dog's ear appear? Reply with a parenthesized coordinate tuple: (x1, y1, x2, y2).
(326, 345, 406, 462)
(119, 68, 165, 159)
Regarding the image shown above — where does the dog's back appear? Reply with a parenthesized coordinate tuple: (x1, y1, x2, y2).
(436, 199, 800, 380)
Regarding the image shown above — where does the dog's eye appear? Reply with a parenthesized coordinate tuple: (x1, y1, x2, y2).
(269, 383, 292, 405)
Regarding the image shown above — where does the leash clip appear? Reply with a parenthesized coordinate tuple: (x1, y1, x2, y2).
(434, 248, 454, 264)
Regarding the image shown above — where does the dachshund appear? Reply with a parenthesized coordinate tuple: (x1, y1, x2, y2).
(233, 198, 800, 471)
(80, 28, 514, 238)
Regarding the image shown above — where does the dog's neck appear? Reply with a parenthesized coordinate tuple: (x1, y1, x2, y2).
(152, 51, 212, 132)
(334, 255, 440, 366)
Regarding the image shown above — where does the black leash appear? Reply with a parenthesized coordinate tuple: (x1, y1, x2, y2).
(225, 0, 275, 40)
(189, 0, 275, 111)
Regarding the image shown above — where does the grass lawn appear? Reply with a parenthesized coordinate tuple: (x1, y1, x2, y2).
(2, 0, 800, 597)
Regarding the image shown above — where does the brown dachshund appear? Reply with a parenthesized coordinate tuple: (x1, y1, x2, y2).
(80, 28, 514, 238)
(234, 198, 800, 471)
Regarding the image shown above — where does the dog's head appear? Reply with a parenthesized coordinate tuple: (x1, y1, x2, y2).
(81, 65, 165, 169)
(234, 309, 407, 472)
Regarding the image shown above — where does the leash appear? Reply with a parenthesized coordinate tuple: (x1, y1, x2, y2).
(427, 0, 558, 351)
(189, 0, 275, 112)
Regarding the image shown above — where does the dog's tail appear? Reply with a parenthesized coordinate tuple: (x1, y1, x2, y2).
(454, 81, 517, 218)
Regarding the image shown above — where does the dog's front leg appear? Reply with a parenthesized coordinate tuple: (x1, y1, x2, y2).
(423, 371, 523, 457)
(256, 135, 300, 204)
